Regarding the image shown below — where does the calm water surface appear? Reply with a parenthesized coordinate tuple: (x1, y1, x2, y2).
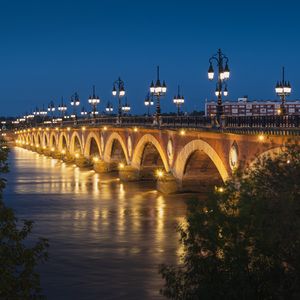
(4, 148, 193, 300)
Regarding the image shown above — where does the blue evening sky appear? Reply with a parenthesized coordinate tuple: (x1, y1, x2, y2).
(0, 0, 299, 116)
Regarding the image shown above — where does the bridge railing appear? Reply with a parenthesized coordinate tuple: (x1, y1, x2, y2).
(225, 115, 300, 128)
(12, 115, 300, 135)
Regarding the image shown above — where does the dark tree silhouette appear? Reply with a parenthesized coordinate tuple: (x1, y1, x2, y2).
(0, 139, 49, 299)
(160, 143, 300, 299)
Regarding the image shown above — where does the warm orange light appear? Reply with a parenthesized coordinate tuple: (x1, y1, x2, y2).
(81, 126, 86, 131)
(103, 126, 108, 131)
(180, 129, 186, 136)
(258, 134, 264, 141)
(36, 144, 40, 148)
(93, 156, 99, 163)
(61, 149, 66, 154)
(75, 153, 79, 158)
(156, 169, 164, 178)
(43, 146, 46, 149)
(67, 127, 71, 131)
(133, 127, 138, 132)
(119, 162, 125, 169)
(218, 187, 224, 193)
(55, 127, 59, 131)
(51, 147, 55, 152)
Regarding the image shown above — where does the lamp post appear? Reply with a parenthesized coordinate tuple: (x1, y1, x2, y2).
(48, 101, 56, 124)
(58, 97, 67, 121)
(144, 93, 154, 116)
(275, 67, 291, 115)
(121, 99, 131, 116)
(81, 106, 88, 118)
(208, 49, 230, 125)
(40, 105, 48, 123)
(70, 92, 80, 123)
(149, 66, 167, 125)
(173, 85, 185, 116)
(112, 77, 125, 123)
(88, 86, 100, 122)
(105, 101, 113, 115)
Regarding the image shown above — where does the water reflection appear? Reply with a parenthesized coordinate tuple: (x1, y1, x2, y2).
(4, 148, 192, 300)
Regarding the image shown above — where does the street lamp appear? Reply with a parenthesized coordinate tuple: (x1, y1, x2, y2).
(122, 99, 131, 115)
(112, 77, 125, 123)
(81, 106, 88, 118)
(48, 101, 56, 123)
(70, 92, 80, 123)
(149, 66, 167, 125)
(58, 97, 67, 120)
(105, 101, 113, 114)
(208, 49, 230, 125)
(173, 85, 185, 116)
(144, 93, 154, 116)
(275, 67, 291, 115)
(88, 86, 100, 121)
(39, 105, 47, 123)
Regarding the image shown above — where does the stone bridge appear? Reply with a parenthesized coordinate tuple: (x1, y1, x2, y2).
(15, 125, 295, 193)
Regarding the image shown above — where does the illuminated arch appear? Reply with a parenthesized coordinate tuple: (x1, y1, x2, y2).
(42, 132, 49, 147)
(58, 132, 69, 151)
(103, 132, 129, 164)
(174, 139, 229, 182)
(49, 132, 58, 148)
(84, 132, 102, 157)
(25, 134, 31, 144)
(37, 132, 42, 146)
(131, 134, 169, 172)
(70, 131, 83, 155)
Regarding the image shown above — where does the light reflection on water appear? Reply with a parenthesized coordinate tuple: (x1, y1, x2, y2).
(4, 148, 193, 300)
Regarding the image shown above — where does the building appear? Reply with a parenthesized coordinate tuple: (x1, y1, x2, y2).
(205, 96, 300, 117)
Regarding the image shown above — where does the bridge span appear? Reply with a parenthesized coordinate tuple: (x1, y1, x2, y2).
(14, 123, 297, 193)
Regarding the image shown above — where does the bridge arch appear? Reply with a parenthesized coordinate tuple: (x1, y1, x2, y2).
(131, 134, 169, 172)
(70, 132, 83, 155)
(84, 132, 102, 158)
(49, 132, 58, 149)
(25, 134, 31, 144)
(42, 132, 49, 147)
(174, 139, 229, 191)
(37, 132, 42, 146)
(58, 132, 69, 151)
(103, 132, 129, 164)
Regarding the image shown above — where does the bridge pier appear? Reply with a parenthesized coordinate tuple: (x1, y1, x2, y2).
(93, 160, 113, 173)
(119, 165, 140, 182)
(156, 173, 180, 194)
(75, 155, 93, 169)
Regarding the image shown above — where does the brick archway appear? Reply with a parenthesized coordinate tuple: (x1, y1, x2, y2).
(103, 132, 129, 164)
(131, 134, 169, 172)
(70, 131, 83, 155)
(58, 132, 69, 151)
(84, 132, 102, 158)
(173, 139, 229, 182)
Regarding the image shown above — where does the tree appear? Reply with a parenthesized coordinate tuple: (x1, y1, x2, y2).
(0, 139, 49, 299)
(160, 143, 300, 299)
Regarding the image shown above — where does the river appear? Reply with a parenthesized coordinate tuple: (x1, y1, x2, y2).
(3, 147, 197, 300)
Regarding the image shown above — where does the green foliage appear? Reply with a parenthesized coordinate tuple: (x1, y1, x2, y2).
(160, 144, 300, 299)
(0, 139, 49, 299)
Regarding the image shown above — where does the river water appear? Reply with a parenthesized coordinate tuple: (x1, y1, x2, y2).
(3, 147, 195, 300)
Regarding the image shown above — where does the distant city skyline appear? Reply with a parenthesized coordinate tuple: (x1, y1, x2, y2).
(1, 0, 300, 116)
